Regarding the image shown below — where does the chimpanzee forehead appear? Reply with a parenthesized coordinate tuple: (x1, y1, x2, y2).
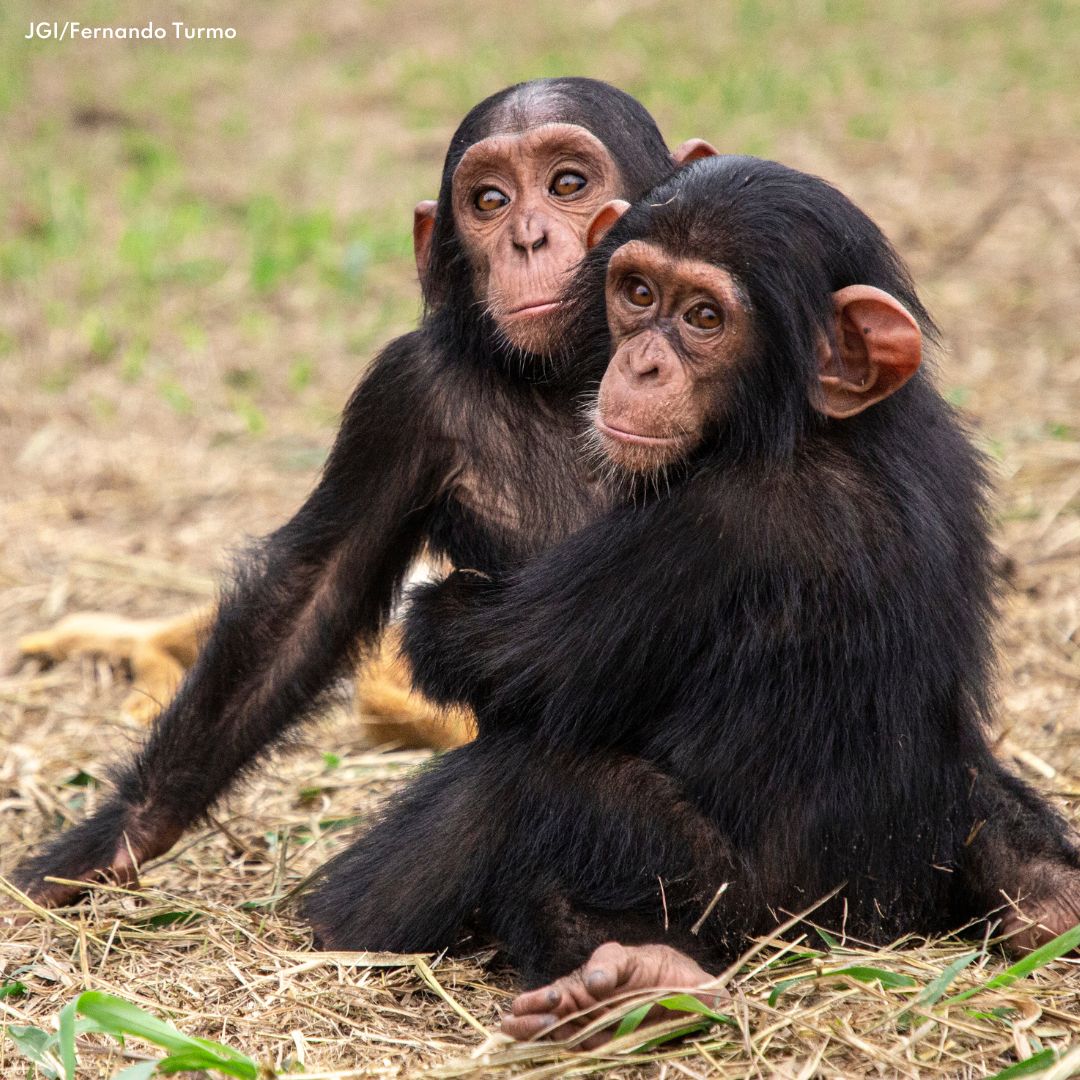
(606, 240, 748, 308)
(452, 124, 621, 186)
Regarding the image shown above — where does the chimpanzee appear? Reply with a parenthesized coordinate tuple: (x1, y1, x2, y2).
(13, 78, 717, 906)
(300, 157, 1080, 1032)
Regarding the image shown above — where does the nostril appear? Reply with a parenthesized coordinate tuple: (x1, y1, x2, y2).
(531, 235, 545, 251)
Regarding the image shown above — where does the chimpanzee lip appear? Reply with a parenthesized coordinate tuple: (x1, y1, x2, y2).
(506, 300, 562, 317)
(595, 418, 681, 446)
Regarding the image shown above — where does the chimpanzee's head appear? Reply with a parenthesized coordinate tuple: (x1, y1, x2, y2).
(417, 79, 716, 363)
(575, 155, 934, 473)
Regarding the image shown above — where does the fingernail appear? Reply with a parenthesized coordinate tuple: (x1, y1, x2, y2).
(546, 989, 559, 1006)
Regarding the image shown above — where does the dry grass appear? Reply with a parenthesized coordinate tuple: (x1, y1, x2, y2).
(2, 0, 1080, 1075)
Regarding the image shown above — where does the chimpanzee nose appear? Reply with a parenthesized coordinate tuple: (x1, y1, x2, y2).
(625, 337, 671, 386)
(512, 213, 548, 253)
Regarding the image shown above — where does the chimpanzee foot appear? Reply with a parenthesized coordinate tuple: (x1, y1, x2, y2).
(1000, 865, 1080, 954)
(503, 942, 727, 1047)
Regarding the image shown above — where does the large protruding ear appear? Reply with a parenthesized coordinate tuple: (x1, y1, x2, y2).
(672, 138, 719, 165)
(586, 200, 630, 250)
(815, 284, 922, 419)
(413, 200, 438, 280)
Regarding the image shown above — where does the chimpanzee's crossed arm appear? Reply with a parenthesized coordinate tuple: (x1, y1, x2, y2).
(403, 491, 739, 748)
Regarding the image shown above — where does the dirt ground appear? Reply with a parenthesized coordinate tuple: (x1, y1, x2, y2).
(1, 1, 1078, 1076)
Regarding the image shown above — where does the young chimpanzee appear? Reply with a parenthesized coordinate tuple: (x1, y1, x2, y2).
(13, 78, 716, 907)
(303, 157, 1080, 1032)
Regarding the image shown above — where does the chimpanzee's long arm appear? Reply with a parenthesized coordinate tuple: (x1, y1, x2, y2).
(16, 333, 454, 903)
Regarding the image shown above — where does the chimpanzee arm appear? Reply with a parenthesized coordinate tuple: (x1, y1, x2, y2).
(403, 493, 720, 746)
(16, 332, 455, 904)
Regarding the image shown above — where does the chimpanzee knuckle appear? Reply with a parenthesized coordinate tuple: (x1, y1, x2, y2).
(590, 940, 628, 966)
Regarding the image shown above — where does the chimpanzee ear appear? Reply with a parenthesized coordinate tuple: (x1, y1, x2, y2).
(586, 200, 631, 250)
(815, 285, 922, 419)
(413, 200, 438, 281)
(672, 138, 720, 165)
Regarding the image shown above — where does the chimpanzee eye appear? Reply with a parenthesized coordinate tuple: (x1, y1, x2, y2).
(623, 276, 654, 308)
(550, 172, 587, 197)
(475, 188, 509, 212)
(685, 302, 723, 330)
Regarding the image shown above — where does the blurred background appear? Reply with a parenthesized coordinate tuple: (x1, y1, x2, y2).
(0, 3, 1077, 1073)
(1, 0, 1078, 780)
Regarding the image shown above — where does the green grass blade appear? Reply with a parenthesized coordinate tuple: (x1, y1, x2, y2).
(73, 991, 258, 1078)
(612, 1002, 652, 1038)
(768, 974, 813, 1006)
(915, 950, 981, 1007)
(74, 992, 194, 1055)
(769, 964, 918, 1006)
(986, 922, 1080, 986)
(656, 993, 737, 1027)
(5, 1024, 60, 1078)
(816, 928, 840, 949)
(612, 992, 735, 1039)
(57, 998, 77, 1080)
(833, 966, 918, 990)
(113, 1063, 159, 1080)
(633, 1019, 716, 1051)
(156, 1048, 259, 1076)
(944, 923, 1080, 1005)
(986, 1047, 1059, 1079)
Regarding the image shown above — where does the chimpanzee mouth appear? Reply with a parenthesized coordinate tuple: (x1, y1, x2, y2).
(595, 418, 681, 446)
(506, 300, 563, 317)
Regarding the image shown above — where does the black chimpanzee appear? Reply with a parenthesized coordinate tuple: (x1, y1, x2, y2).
(13, 78, 716, 906)
(302, 156, 1080, 1035)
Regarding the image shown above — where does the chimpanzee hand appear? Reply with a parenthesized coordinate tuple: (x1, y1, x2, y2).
(402, 570, 505, 715)
(418, 567, 501, 613)
(14, 794, 184, 908)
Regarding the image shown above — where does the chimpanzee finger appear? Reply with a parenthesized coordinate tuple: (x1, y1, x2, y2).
(500, 1012, 559, 1041)
(511, 986, 563, 1016)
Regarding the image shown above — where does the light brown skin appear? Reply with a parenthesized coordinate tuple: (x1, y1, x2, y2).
(594, 238, 756, 473)
(998, 868, 1080, 952)
(502, 941, 724, 1047)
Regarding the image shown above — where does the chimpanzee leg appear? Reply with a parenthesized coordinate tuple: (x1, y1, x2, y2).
(300, 735, 519, 952)
(960, 760, 1080, 949)
(474, 752, 741, 985)
(300, 740, 741, 975)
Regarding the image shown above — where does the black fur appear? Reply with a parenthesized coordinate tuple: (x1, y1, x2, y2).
(310, 157, 1080, 981)
(13, 79, 678, 899)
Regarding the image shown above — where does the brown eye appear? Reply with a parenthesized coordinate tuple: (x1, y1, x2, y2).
(550, 172, 587, 197)
(623, 276, 654, 308)
(685, 302, 723, 330)
(475, 188, 509, 212)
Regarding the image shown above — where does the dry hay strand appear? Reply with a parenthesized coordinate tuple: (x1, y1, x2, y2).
(2, 726, 1080, 1079)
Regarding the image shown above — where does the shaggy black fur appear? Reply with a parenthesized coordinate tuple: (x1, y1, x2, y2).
(305, 157, 1080, 982)
(14, 79, 679, 902)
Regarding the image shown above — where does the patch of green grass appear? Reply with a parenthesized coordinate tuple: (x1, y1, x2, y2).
(157, 377, 194, 416)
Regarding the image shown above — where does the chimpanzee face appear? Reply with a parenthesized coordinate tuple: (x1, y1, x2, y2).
(449, 123, 625, 354)
(594, 239, 753, 473)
